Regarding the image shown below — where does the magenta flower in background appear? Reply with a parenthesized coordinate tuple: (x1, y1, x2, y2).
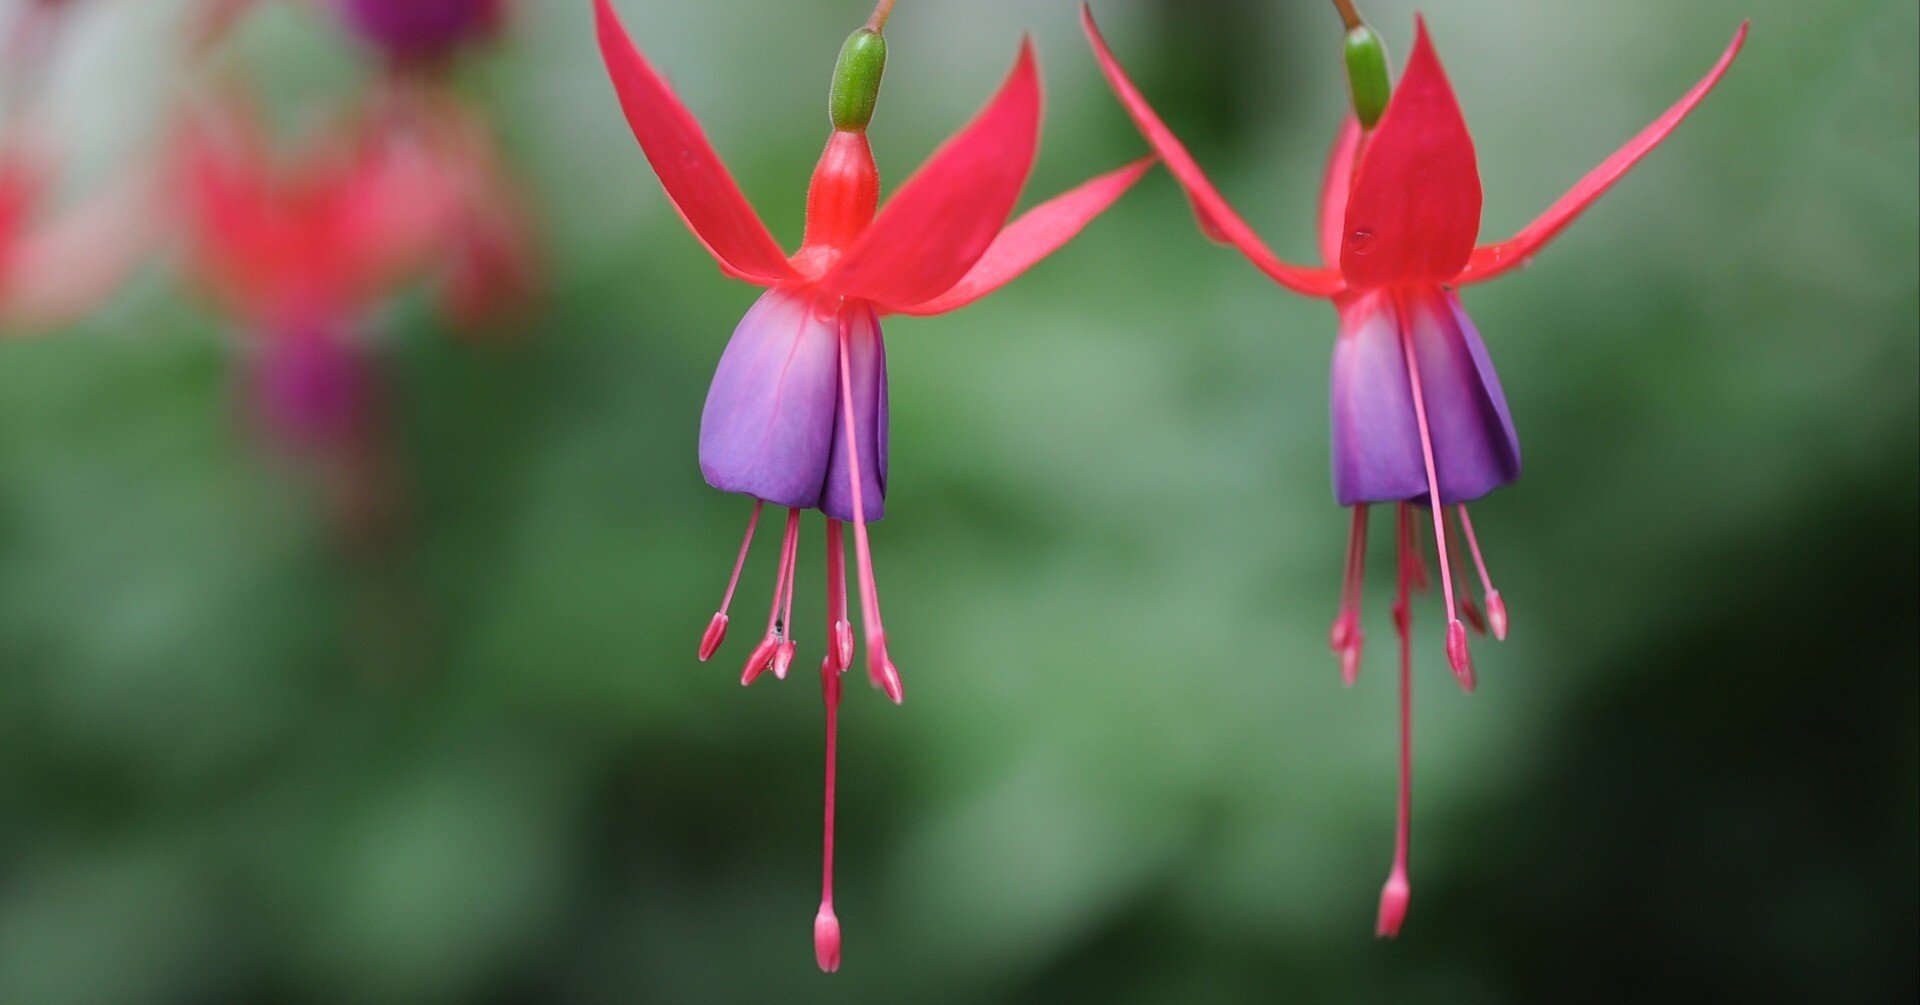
(596, 0, 1149, 971)
(334, 0, 505, 65)
(1085, 5, 1745, 936)
(171, 95, 461, 541)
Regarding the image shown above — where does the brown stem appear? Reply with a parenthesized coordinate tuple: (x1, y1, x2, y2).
(865, 0, 897, 32)
(1330, 0, 1363, 31)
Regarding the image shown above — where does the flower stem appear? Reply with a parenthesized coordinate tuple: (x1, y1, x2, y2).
(865, 0, 897, 32)
(1329, 0, 1364, 32)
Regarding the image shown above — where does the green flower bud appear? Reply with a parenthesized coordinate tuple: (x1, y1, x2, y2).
(829, 28, 888, 132)
(1344, 25, 1391, 129)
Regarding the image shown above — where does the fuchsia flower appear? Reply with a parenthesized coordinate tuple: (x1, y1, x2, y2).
(190, 0, 538, 332)
(173, 96, 455, 466)
(1084, 6, 1745, 936)
(594, 0, 1149, 971)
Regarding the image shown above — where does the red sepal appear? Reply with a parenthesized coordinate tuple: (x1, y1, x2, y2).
(1459, 23, 1748, 284)
(1081, 5, 1342, 299)
(1339, 17, 1481, 288)
(894, 157, 1153, 317)
(594, 0, 796, 286)
(820, 40, 1042, 311)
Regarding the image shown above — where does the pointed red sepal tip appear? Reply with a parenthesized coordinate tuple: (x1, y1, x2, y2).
(1340, 632, 1365, 688)
(741, 638, 778, 686)
(1077, 3, 1343, 298)
(814, 903, 842, 973)
(1486, 590, 1508, 641)
(772, 640, 796, 680)
(1375, 869, 1410, 938)
(831, 619, 855, 673)
(1446, 620, 1477, 692)
(698, 613, 729, 661)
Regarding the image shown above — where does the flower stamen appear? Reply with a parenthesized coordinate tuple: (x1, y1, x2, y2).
(837, 315, 903, 704)
(825, 518, 854, 672)
(742, 507, 801, 686)
(774, 511, 801, 679)
(1330, 503, 1369, 685)
(701, 499, 763, 661)
(1444, 510, 1487, 636)
(1396, 297, 1474, 691)
(1456, 505, 1507, 641)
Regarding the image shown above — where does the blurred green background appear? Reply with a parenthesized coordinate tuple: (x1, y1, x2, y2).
(0, 0, 1914, 1001)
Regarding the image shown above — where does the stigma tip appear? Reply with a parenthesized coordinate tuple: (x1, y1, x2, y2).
(699, 613, 729, 662)
(1375, 869, 1410, 938)
(1486, 590, 1508, 641)
(814, 903, 842, 972)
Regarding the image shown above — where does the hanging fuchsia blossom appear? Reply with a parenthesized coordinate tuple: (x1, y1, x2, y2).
(1084, 4, 1745, 936)
(173, 94, 461, 543)
(595, 0, 1148, 971)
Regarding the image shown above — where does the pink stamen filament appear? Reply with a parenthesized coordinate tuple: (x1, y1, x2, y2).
(719, 500, 763, 616)
(1395, 293, 1473, 688)
(775, 511, 802, 679)
(1332, 504, 1370, 685)
(836, 312, 901, 703)
(765, 508, 802, 637)
(825, 519, 853, 672)
(1406, 523, 1431, 592)
(1456, 506, 1507, 641)
(742, 508, 801, 685)
(1444, 511, 1486, 635)
(701, 500, 763, 660)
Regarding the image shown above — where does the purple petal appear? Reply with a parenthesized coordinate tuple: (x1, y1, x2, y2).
(820, 303, 888, 523)
(335, 0, 501, 62)
(1331, 292, 1427, 505)
(1329, 289, 1520, 506)
(251, 321, 372, 451)
(1414, 291, 1521, 504)
(699, 289, 840, 511)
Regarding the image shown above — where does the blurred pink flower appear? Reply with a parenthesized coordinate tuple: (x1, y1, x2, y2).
(0, 137, 155, 333)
